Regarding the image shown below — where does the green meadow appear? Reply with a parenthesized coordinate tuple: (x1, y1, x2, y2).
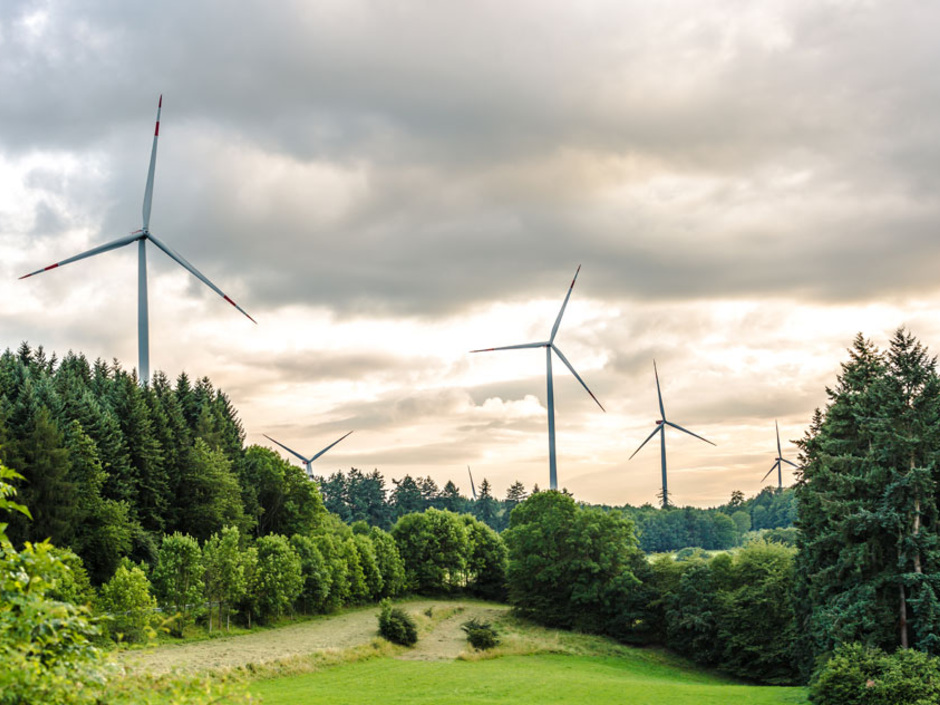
(249, 654, 808, 705)
(244, 609, 810, 705)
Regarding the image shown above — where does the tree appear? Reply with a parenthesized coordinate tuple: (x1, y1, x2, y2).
(392, 508, 469, 593)
(248, 534, 303, 622)
(4, 406, 76, 546)
(461, 514, 507, 599)
(203, 525, 248, 631)
(795, 330, 940, 673)
(151, 533, 204, 637)
(390, 475, 424, 518)
(473, 478, 499, 530)
(503, 491, 644, 639)
(239, 446, 324, 538)
(289, 533, 332, 614)
(716, 540, 799, 684)
(369, 526, 405, 598)
(177, 438, 246, 541)
(352, 533, 383, 601)
(98, 561, 157, 643)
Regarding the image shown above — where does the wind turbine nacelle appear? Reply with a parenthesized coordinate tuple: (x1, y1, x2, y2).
(656, 420, 664, 425)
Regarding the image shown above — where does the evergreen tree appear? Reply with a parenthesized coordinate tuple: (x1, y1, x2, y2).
(4, 406, 76, 546)
(390, 475, 424, 518)
(473, 478, 499, 530)
(796, 330, 940, 669)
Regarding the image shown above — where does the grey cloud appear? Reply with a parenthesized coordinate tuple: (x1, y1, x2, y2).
(6, 1, 940, 317)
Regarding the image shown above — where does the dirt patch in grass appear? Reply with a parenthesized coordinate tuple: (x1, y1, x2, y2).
(122, 599, 506, 675)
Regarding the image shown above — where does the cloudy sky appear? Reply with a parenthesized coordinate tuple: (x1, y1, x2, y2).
(2, 0, 939, 507)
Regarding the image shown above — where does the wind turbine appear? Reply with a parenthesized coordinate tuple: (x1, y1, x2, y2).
(761, 421, 799, 490)
(20, 96, 255, 385)
(467, 465, 477, 500)
(471, 265, 605, 491)
(630, 360, 715, 508)
(264, 431, 354, 480)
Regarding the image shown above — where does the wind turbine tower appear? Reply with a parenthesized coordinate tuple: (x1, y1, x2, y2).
(20, 96, 255, 385)
(630, 360, 715, 508)
(471, 266, 605, 491)
(762, 421, 799, 490)
(264, 431, 354, 480)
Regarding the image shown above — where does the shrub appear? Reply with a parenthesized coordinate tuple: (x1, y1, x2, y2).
(810, 642, 940, 705)
(461, 617, 500, 650)
(377, 599, 418, 646)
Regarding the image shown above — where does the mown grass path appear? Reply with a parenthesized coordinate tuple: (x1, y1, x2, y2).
(121, 599, 498, 675)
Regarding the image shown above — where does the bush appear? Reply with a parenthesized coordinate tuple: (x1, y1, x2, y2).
(377, 599, 418, 646)
(810, 642, 940, 705)
(461, 617, 500, 650)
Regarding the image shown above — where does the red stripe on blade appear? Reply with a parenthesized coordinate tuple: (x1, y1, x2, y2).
(45, 264, 59, 272)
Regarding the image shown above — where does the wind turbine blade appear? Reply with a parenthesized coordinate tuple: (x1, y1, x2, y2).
(761, 461, 779, 483)
(142, 94, 162, 231)
(467, 465, 477, 500)
(470, 342, 546, 353)
(549, 265, 581, 344)
(664, 420, 716, 446)
(147, 233, 257, 323)
(776, 420, 783, 458)
(653, 360, 666, 420)
(782, 458, 800, 469)
(19, 233, 142, 279)
(629, 425, 662, 460)
(263, 434, 311, 464)
(310, 430, 354, 461)
(552, 345, 605, 411)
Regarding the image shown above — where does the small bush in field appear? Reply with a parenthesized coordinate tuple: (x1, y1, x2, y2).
(378, 599, 418, 646)
(461, 617, 500, 650)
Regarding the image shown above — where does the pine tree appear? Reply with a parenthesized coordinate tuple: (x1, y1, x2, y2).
(796, 330, 940, 670)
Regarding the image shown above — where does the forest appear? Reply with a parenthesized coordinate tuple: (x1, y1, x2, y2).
(3, 330, 940, 704)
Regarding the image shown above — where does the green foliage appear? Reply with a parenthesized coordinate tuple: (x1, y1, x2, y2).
(503, 491, 645, 641)
(810, 642, 940, 705)
(0, 538, 105, 704)
(796, 330, 940, 673)
(239, 446, 325, 538)
(369, 526, 406, 598)
(715, 541, 799, 684)
(290, 533, 333, 614)
(178, 439, 246, 541)
(461, 616, 500, 650)
(203, 525, 249, 631)
(461, 514, 507, 600)
(98, 560, 157, 643)
(151, 532, 204, 636)
(249, 534, 303, 622)
(392, 508, 469, 593)
(377, 599, 418, 646)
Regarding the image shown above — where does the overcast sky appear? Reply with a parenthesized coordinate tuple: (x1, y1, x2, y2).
(2, 0, 939, 507)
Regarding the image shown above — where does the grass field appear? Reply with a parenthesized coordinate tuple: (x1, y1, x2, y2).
(122, 599, 809, 704)
(248, 653, 809, 705)
(239, 604, 808, 705)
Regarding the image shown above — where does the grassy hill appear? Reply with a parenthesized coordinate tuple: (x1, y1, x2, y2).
(220, 600, 809, 704)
